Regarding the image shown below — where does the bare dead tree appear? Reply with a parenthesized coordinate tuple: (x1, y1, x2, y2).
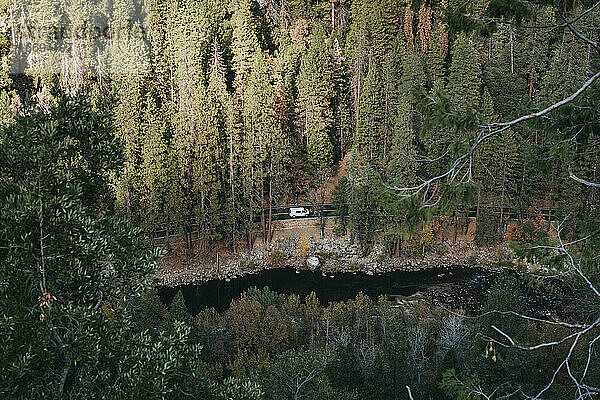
(407, 325, 428, 385)
(280, 355, 326, 400)
(437, 312, 470, 359)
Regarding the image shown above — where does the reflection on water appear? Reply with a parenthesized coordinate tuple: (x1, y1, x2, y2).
(159, 267, 496, 314)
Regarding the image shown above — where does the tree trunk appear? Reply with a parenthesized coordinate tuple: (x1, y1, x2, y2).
(261, 177, 266, 243)
(268, 164, 273, 243)
(331, 0, 335, 35)
(125, 177, 132, 219)
(476, 187, 481, 220)
(500, 181, 506, 233)
(510, 29, 514, 74)
(249, 163, 254, 249)
(363, 215, 369, 254)
(230, 132, 236, 251)
(453, 211, 458, 244)
(59, 359, 71, 393)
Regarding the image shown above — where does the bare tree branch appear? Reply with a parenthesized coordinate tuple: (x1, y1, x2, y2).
(473, 219, 600, 399)
(523, 1, 600, 31)
(385, 5, 600, 397)
(406, 385, 415, 400)
(559, 8, 600, 53)
(569, 166, 600, 188)
(482, 71, 600, 134)
(443, 307, 589, 329)
(387, 70, 600, 203)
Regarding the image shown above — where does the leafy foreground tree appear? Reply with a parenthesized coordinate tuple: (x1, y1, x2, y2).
(0, 94, 261, 399)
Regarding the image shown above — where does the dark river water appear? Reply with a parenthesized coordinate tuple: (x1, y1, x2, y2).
(159, 267, 500, 315)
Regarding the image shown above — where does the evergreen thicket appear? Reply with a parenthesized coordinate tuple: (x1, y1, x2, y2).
(6, 0, 598, 249)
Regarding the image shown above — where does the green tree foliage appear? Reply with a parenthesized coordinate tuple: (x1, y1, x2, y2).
(325, 343, 362, 391)
(332, 176, 351, 234)
(447, 33, 481, 117)
(432, 348, 459, 400)
(474, 207, 502, 246)
(362, 351, 394, 400)
(131, 287, 169, 335)
(387, 93, 417, 184)
(113, 76, 145, 221)
(476, 273, 534, 394)
(297, 23, 336, 171)
(140, 94, 173, 226)
(263, 349, 357, 400)
(0, 20, 15, 126)
(167, 291, 192, 328)
(7, 0, 600, 398)
(346, 0, 370, 119)
(384, 48, 425, 183)
(0, 94, 262, 398)
(355, 65, 383, 161)
(11, 0, 597, 255)
(475, 89, 520, 219)
(482, 24, 529, 121)
(345, 160, 385, 252)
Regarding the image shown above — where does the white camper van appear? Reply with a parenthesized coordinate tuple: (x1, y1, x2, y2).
(289, 207, 310, 218)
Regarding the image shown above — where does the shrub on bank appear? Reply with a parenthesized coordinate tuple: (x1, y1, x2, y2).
(475, 208, 502, 246)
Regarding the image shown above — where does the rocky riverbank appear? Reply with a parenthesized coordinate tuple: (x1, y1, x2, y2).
(153, 235, 513, 287)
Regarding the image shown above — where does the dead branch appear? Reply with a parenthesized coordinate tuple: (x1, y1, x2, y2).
(569, 166, 600, 188)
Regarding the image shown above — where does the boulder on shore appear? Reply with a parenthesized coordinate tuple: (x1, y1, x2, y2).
(306, 256, 321, 268)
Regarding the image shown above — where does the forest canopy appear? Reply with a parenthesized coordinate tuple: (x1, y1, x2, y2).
(1, 0, 600, 398)
(4, 0, 597, 244)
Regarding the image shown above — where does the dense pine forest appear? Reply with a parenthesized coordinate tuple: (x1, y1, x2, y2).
(3, 0, 598, 244)
(1, 0, 600, 398)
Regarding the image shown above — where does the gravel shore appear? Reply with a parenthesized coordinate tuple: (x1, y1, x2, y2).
(153, 237, 509, 287)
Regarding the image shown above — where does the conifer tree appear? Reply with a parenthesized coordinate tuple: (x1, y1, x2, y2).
(422, 79, 453, 178)
(369, 4, 395, 66)
(331, 37, 353, 157)
(297, 22, 336, 174)
(482, 22, 532, 122)
(378, 33, 404, 161)
(475, 89, 520, 227)
(109, 0, 151, 79)
(447, 33, 481, 115)
(169, 0, 226, 252)
(362, 352, 394, 400)
(167, 291, 197, 338)
(113, 77, 144, 221)
(355, 64, 383, 162)
(147, 0, 176, 105)
(346, 0, 370, 119)
(307, 125, 334, 171)
(231, 0, 261, 94)
(388, 93, 417, 185)
(297, 23, 335, 149)
(385, 48, 423, 181)
(521, 6, 555, 109)
(425, 16, 449, 84)
(110, 0, 152, 222)
(207, 38, 232, 239)
(140, 95, 172, 227)
(230, 0, 281, 243)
